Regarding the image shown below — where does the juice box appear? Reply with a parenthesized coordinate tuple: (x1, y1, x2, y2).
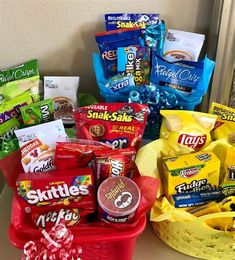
(162, 151, 220, 197)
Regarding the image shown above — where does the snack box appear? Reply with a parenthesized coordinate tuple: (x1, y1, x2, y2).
(162, 151, 220, 197)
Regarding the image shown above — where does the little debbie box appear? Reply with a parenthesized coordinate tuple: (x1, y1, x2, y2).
(162, 151, 220, 196)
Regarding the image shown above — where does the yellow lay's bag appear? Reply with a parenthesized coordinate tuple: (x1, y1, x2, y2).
(209, 102, 235, 141)
(160, 110, 217, 150)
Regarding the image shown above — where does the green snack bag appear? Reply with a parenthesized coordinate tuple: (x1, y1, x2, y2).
(20, 98, 54, 125)
(0, 91, 33, 124)
(0, 59, 41, 103)
(0, 118, 20, 159)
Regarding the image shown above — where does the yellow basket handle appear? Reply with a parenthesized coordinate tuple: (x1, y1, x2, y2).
(194, 212, 235, 233)
(197, 211, 235, 222)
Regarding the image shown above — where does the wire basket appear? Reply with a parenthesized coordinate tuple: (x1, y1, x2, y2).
(152, 212, 235, 260)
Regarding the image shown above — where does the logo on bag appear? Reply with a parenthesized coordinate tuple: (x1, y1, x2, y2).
(102, 50, 117, 60)
(178, 134, 207, 148)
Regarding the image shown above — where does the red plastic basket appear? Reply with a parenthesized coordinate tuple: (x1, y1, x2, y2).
(9, 215, 146, 260)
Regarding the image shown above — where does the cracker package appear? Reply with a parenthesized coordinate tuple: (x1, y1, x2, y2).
(15, 119, 67, 173)
(162, 151, 220, 197)
(44, 76, 79, 111)
(160, 110, 217, 150)
(0, 59, 40, 103)
(74, 103, 149, 150)
(210, 102, 235, 141)
(20, 99, 54, 125)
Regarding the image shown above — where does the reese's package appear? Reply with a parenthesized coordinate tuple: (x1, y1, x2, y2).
(210, 102, 235, 141)
(15, 119, 67, 173)
(160, 110, 217, 150)
(74, 103, 149, 150)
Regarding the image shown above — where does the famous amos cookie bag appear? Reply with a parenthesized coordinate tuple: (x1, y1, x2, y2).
(74, 103, 149, 150)
(160, 110, 217, 150)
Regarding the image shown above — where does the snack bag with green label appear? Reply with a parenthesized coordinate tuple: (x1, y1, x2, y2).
(0, 59, 41, 103)
(0, 118, 19, 159)
(20, 99, 54, 125)
(0, 91, 33, 124)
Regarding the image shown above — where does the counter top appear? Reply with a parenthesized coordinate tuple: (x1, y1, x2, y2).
(0, 185, 195, 260)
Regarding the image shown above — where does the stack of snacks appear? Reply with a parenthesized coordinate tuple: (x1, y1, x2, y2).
(93, 13, 215, 140)
(135, 106, 235, 259)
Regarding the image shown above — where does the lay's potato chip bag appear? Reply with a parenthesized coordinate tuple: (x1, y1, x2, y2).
(160, 110, 217, 150)
(209, 102, 235, 141)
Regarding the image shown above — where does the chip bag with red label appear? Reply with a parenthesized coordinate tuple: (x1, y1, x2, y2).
(94, 147, 136, 184)
(160, 110, 217, 150)
(74, 103, 149, 150)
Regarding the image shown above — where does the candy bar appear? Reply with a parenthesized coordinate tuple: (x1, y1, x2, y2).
(16, 167, 96, 214)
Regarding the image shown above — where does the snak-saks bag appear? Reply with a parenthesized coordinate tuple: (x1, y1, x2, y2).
(150, 52, 215, 96)
(105, 13, 159, 31)
(210, 102, 235, 141)
(74, 103, 149, 150)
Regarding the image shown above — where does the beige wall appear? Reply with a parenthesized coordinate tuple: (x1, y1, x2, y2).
(1, 0, 212, 97)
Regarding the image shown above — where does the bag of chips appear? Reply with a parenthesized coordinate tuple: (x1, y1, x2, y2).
(160, 110, 217, 150)
(210, 102, 235, 141)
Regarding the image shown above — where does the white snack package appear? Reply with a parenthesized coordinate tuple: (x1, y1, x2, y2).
(163, 29, 205, 62)
(44, 76, 80, 111)
(15, 119, 67, 173)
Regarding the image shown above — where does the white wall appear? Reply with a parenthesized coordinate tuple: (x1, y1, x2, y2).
(0, 0, 212, 97)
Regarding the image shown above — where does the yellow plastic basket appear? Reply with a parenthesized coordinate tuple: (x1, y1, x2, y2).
(152, 211, 235, 260)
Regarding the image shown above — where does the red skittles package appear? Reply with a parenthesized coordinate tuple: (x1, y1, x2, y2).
(95, 148, 136, 184)
(15, 168, 96, 214)
(54, 138, 112, 170)
(74, 103, 149, 150)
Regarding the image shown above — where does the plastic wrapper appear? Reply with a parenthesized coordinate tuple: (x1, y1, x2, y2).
(54, 138, 112, 170)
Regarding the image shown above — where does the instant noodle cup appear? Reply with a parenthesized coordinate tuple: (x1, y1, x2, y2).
(160, 110, 217, 150)
(97, 176, 141, 223)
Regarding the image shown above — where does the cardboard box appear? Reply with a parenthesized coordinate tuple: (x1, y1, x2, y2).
(162, 151, 220, 197)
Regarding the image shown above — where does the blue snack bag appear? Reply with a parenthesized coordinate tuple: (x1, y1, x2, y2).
(105, 13, 160, 33)
(150, 52, 215, 96)
(117, 46, 150, 85)
(95, 28, 142, 78)
(105, 75, 135, 93)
